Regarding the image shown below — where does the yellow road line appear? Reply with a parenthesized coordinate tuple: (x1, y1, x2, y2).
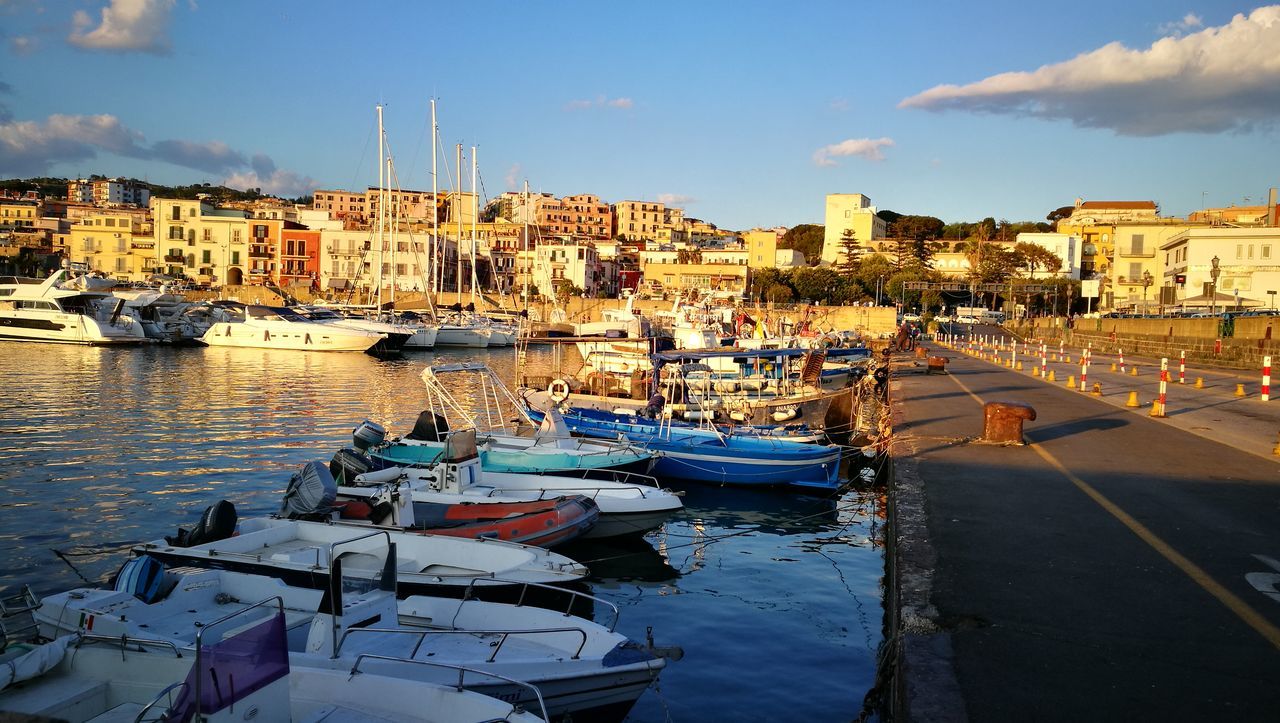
(944, 368, 1280, 651)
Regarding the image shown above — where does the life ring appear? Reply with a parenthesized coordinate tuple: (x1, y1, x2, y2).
(547, 378, 571, 403)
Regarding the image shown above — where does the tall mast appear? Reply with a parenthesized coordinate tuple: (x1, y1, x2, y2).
(430, 99, 438, 298)
(388, 154, 397, 311)
(376, 104, 384, 310)
(470, 144, 478, 307)
(522, 180, 529, 312)
(455, 143, 463, 299)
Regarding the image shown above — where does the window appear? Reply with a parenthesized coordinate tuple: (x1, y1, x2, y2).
(1130, 234, 1144, 255)
(1248, 244, 1254, 259)
(115, 258, 126, 272)
(201, 250, 211, 264)
(1237, 244, 1243, 259)
(231, 251, 240, 265)
(1128, 263, 1142, 280)
(203, 229, 212, 241)
(185, 254, 195, 268)
(844, 211, 851, 218)
(1263, 245, 1272, 259)
(232, 229, 242, 242)
(171, 206, 181, 221)
(104, 218, 116, 227)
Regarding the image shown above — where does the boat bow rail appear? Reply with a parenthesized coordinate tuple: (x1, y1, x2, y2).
(348, 654, 550, 721)
(337, 625, 590, 663)
(460, 578, 621, 631)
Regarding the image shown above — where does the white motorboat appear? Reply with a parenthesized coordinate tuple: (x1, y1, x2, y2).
(435, 314, 494, 347)
(135, 511, 589, 601)
(293, 305, 413, 352)
(111, 288, 205, 343)
(0, 270, 148, 345)
(4, 587, 540, 722)
(199, 303, 387, 352)
(38, 564, 667, 720)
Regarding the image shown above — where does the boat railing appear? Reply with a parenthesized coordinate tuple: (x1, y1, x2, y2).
(327, 529, 394, 568)
(461, 577, 621, 632)
(564, 467, 668, 494)
(76, 631, 184, 657)
(337, 624, 589, 662)
(348, 654, 549, 722)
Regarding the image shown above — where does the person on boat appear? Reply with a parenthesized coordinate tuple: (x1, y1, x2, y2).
(640, 392, 666, 419)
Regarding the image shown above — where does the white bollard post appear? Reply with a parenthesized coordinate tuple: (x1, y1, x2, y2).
(1263, 356, 1272, 403)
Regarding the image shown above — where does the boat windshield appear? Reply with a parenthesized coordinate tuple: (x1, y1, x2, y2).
(247, 306, 311, 322)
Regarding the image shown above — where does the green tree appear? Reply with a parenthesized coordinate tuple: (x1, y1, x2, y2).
(889, 215, 945, 241)
(790, 266, 842, 303)
(1013, 242, 1063, 278)
(836, 229, 862, 276)
(780, 224, 824, 266)
(1046, 205, 1075, 225)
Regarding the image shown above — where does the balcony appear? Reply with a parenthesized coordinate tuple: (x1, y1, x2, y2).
(131, 242, 155, 250)
(248, 249, 272, 259)
(163, 253, 185, 263)
(1118, 248, 1155, 258)
(249, 268, 269, 275)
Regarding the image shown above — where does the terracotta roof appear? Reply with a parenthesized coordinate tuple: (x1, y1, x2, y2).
(1078, 201, 1156, 209)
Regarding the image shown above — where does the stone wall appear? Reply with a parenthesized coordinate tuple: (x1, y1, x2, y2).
(1010, 315, 1279, 369)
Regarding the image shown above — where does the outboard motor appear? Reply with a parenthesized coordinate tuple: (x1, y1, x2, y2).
(279, 461, 338, 520)
(352, 420, 386, 451)
(165, 500, 238, 547)
(404, 410, 449, 442)
(330, 447, 375, 484)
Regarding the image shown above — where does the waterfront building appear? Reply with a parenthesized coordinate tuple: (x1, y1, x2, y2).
(66, 209, 155, 281)
(1161, 226, 1280, 310)
(614, 200, 673, 242)
(1055, 199, 1158, 278)
(0, 198, 41, 230)
(150, 197, 250, 286)
(822, 194, 887, 266)
(1109, 223, 1198, 310)
(640, 259, 750, 295)
(534, 239, 602, 297)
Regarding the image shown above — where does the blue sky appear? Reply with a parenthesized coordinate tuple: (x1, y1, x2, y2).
(1, 0, 1277, 230)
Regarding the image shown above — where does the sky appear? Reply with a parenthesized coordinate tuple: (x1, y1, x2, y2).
(1, 0, 1277, 230)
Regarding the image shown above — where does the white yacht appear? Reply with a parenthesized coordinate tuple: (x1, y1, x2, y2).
(199, 303, 386, 352)
(0, 270, 148, 345)
(435, 312, 494, 347)
(292, 305, 414, 352)
(111, 288, 204, 343)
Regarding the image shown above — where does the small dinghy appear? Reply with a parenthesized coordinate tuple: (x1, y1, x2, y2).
(138, 500, 590, 606)
(284, 457, 601, 548)
(3, 584, 543, 722)
(36, 561, 668, 721)
(333, 422, 683, 539)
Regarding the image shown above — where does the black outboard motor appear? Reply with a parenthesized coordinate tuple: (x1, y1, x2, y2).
(279, 461, 338, 520)
(165, 500, 238, 547)
(404, 410, 449, 442)
(330, 447, 375, 484)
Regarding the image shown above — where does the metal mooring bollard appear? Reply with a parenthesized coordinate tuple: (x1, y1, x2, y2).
(982, 401, 1037, 444)
(915, 346, 929, 358)
(926, 356, 949, 374)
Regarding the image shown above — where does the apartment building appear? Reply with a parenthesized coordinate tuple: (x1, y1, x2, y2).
(279, 228, 321, 287)
(822, 194, 887, 265)
(1161, 227, 1280, 309)
(151, 197, 250, 286)
(66, 209, 155, 280)
(614, 200, 670, 241)
(1109, 223, 1197, 309)
(537, 194, 612, 239)
(742, 229, 780, 269)
(66, 178, 150, 207)
(534, 240, 602, 296)
(0, 199, 40, 230)
(312, 189, 367, 222)
(1014, 232, 1080, 279)
(1056, 200, 1158, 277)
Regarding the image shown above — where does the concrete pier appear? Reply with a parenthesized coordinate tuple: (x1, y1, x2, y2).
(886, 344, 1280, 720)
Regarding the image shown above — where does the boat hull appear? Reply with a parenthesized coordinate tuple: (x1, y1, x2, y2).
(200, 322, 381, 351)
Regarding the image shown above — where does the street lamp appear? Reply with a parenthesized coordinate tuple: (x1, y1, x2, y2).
(876, 275, 885, 306)
(1209, 255, 1221, 316)
(1141, 270, 1152, 313)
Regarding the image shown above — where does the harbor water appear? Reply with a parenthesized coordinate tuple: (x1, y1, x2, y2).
(0, 343, 885, 721)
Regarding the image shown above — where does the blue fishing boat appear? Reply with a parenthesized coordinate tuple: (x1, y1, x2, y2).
(525, 406, 843, 489)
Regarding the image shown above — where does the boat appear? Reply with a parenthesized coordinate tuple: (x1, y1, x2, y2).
(135, 503, 590, 603)
(332, 424, 683, 540)
(110, 288, 205, 343)
(523, 402, 845, 489)
(287, 457, 600, 548)
(3, 585, 543, 722)
(36, 562, 668, 720)
(199, 302, 389, 352)
(0, 269, 149, 345)
(292, 304, 413, 352)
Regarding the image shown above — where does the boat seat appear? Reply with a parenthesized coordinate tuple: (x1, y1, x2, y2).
(3, 676, 108, 716)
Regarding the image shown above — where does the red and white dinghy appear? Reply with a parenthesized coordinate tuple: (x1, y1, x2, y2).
(334, 490, 600, 548)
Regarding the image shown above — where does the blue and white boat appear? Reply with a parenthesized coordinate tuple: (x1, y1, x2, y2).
(525, 405, 844, 489)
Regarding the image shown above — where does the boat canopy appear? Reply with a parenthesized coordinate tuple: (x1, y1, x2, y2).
(651, 348, 809, 363)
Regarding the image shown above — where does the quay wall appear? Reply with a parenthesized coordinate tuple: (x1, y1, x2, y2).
(1006, 315, 1279, 369)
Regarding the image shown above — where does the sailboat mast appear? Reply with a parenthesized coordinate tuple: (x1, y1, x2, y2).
(389, 155, 397, 311)
(430, 99, 439, 298)
(376, 104, 385, 311)
(522, 180, 529, 312)
(455, 143, 463, 298)
(470, 144, 478, 307)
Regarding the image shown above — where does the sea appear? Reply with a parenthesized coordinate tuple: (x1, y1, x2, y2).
(0, 342, 885, 721)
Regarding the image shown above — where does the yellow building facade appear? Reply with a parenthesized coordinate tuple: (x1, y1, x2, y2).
(66, 210, 155, 281)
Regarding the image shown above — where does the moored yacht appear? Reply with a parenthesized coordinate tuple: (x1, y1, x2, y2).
(292, 305, 413, 352)
(199, 303, 387, 352)
(0, 270, 148, 345)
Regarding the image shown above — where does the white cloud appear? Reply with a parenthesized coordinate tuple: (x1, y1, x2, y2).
(69, 0, 175, 54)
(10, 35, 35, 54)
(899, 6, 1280, 136)
(1157, 12, 1203, 36)
(0, 110, 313, 197)
(812, 137, 895, 166)
(565, 95, 634, 111)
(656, 193, 696, 206)
(829, 98, 850, 111)
(504, 163, 522, 190)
